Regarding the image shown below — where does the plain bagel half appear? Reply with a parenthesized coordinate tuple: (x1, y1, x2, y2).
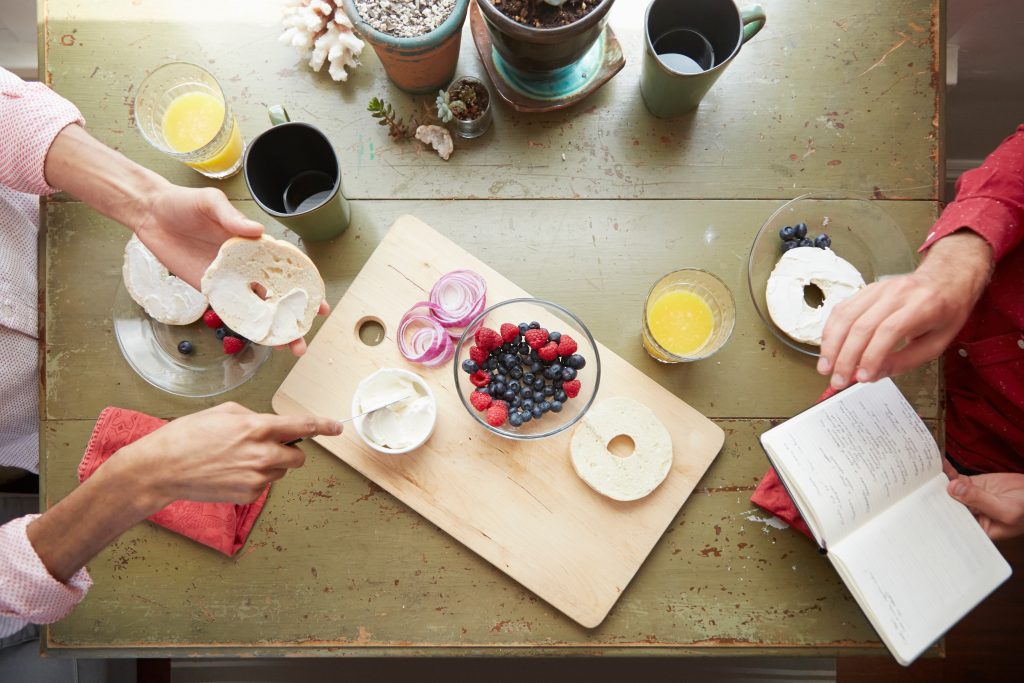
(122, 235, 208, 325)
(201, 235, 325, 346)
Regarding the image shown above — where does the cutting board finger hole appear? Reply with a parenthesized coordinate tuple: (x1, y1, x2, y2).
(356, 316, 386, 346)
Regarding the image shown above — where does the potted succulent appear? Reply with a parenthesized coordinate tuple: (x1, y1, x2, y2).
(477, 0, 616, 73)
(436, 76, 493, 138)
(342, 0, 470, 93)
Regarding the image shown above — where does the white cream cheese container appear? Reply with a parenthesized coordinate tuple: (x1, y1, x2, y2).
(351, 368, 436, 455)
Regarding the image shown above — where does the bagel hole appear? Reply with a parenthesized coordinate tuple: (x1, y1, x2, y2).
(250, 282, 270, 300)
(607, 434, 636, 459)
(803, 283, 825, 309)
(357, 317, 386, 347)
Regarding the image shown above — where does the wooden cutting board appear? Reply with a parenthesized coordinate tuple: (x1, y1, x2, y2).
(273, 215, 724, 627)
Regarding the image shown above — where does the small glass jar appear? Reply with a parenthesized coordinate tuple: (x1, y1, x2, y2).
(446, 76, 493, 139)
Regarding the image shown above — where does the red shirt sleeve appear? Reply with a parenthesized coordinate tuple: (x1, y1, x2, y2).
(0, 67, 85, 196)
(921, 124, 1024, 261)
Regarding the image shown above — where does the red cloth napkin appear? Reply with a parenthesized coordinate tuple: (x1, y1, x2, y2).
(77, 407, 268, 556)
(750, 385, 841, 540)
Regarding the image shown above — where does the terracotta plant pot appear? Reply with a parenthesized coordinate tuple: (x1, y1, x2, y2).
(476, 0, 615, 73)
(343, 0, 470, 94)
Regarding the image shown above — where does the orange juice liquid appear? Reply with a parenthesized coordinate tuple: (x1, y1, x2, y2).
(162, 91, 242, 175)
(646, 290, 714, 358)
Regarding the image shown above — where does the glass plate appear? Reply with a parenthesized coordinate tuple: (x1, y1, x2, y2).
(113, 281, 271, 397)
(747, 192, 918, 357)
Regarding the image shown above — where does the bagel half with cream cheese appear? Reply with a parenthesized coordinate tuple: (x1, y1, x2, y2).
(122, 235, 208, 325)
(766, 247, 865, 346)
(200, 235, 325, 346)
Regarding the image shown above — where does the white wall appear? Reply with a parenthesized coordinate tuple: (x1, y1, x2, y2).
(0, 0, 37, 78)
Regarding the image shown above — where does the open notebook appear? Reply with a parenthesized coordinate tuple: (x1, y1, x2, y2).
(760, 378, 1011, 666)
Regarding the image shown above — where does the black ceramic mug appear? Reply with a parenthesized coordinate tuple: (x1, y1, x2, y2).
(243, 105, 350, 241)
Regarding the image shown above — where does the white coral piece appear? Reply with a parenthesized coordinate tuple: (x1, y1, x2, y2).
(415, 125, 454, 161)
(280, 0, 364, 82)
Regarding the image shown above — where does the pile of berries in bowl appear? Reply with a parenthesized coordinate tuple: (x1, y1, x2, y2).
(453, 298, 601, 440)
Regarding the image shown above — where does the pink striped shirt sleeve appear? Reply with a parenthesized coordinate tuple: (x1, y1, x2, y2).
(0, 515, 92, 637)
(0, 67, 84, 195)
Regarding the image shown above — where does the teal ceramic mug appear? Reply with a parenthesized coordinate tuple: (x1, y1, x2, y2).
(243, 105, 350, 241)
(641, 0, 766, 118)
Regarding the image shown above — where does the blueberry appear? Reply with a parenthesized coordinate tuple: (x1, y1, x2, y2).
(779, 225, 797, 241)
(493, 381, 506, 394)
(794, 222, 808, 239)
(798, 238, 814, 248)
(780, 240, 801, 253)
(543, 366, 557, 380)
(529, 350, 540, 361)
(553, 379, 563, 388)
(509, 381, 520, 393)
(814, 233, 832, 248)
(549, 363, 562, 375)
(509, 367, 523, 380)
(215, 327, 228, 340)
(509, 412, 523, 427)
(566, 354, 586, 369)
(522, 398, 534, 409)
(561, 367, 577, 381)
(511, 396, 522, 408)
(462, 359, 479, 374)
(518, 343, 531, 355)
(543, 385, 555, 397)
(530, 361, 543, 374)
(523, 373, 535, 385)
(503, 389, 515, 402)
(521, 410, 533, 423)
(522, 388, 533, 399)
(550, 400, 563, 413)
(528, 321, 540, 329)
(539, 401, 551, 413)
(518, 322, 529, 335)
(480, 385, 492, 396)
(177, 340, 193, 355)
(485, 358, 498, 371)
(549, 331, 562, 343)
(555, 390, 567, 402)
(502, 353, 518, 368)
(532, 378, 545, 391)
(531, 406, 543, 419)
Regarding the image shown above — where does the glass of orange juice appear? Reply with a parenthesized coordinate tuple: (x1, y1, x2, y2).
(642, 269, 736, 363)
(134, 62, 244, 179)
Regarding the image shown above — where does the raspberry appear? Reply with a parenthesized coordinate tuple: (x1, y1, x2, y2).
(223, 336, 245, 355)
(537, 341, 559, 362)
(500, 323, 519, 343)
(556, 335, 578, 357)
(486, 401, 508, 427)
(469, 370, 491, 387)
(524, 328, 549, 349)
(469, 345, 488, 365)
(474, 326, 501, 352)
(469, 391, 492, 411)
(563, 379, 581, 398)
(202, 309, 223, 329)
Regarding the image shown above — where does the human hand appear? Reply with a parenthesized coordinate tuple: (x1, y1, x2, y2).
(817, 231, 993, 390)
(133, 184, 329, 356)
(115, 402, 343, 510)
(947, 472, 1024, 540)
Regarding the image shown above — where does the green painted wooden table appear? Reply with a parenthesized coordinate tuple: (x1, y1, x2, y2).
(39, 0, 944, 657)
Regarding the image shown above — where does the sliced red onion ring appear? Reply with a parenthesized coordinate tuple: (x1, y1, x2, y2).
(398, 310, 454, 366)
(429, 269, 486, 337)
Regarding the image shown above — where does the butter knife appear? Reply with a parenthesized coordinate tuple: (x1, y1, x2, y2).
(284, 395, 410, 446)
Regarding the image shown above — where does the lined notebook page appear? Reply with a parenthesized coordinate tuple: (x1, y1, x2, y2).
(761, 379, 938, 543)
(829, 474, 1011, 665)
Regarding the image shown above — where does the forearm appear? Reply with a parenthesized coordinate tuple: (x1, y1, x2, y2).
(917, 229, 994, 306)
(26, 455, 167, 583)
(43, 123, 171, 230)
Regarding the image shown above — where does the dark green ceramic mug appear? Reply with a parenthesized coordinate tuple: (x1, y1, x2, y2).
(243, 105, 350, 241)
(641, 0, 766, 118)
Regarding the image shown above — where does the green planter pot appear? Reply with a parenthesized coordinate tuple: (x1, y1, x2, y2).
(344, 0, 470, 94)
